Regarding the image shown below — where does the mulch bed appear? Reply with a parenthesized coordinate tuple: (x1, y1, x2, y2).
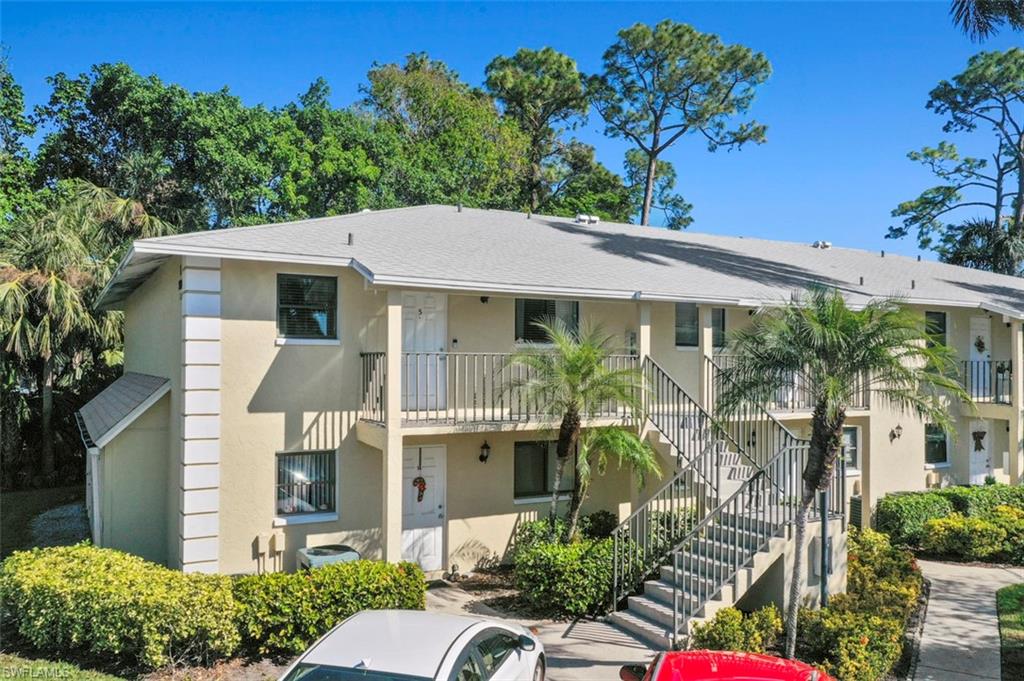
(449, 566, 559, 620)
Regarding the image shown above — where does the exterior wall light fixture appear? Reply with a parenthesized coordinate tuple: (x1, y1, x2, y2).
(479, 440, 491, 463)
(889, 424, 903, 443)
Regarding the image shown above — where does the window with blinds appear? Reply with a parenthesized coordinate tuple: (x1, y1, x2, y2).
(675, 303, 725, 347)
(513, 441, 574, 499)
(276, 450, 336, 516)
(515, 299, 578, 342)
(277, 274, 338, 339)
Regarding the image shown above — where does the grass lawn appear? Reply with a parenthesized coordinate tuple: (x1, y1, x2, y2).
(0, 484, 85, 558)
(0, 653, 124, 680)
(997, 583, 1024, 681)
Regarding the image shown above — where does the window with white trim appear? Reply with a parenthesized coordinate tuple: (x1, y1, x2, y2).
(925, 424, 948, 466)
(277, 274, 338, 340)
(276, 450, 336, 516)
(513, 441, 574, 499)
(675, 303, 725, 348)
(515, 299, 578, 343)
(842, 426, 860, 470)
(925, 311, 947, 348)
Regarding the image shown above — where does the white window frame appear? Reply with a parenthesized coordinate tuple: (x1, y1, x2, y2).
(924, 423, 951, 469)
(674, 304, 725, 350)
(273, 448, 340, 526)
(276, 272, 340, 344)
(512, 440, 575, 504)
(842, 425, 861, 475)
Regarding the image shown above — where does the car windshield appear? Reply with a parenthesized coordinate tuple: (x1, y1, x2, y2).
(282, 663, 432, 681)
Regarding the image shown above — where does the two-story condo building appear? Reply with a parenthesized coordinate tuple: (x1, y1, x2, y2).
(77, 205, 1024, 644)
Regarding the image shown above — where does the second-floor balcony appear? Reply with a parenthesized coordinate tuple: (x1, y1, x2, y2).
(360, 351, 637, 428)
(711, 355, 870, 414)
(961, 359, 1013, 405)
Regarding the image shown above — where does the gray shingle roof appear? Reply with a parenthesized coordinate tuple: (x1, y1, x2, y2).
(77, 372, 170, 448)
(100, 205, 1024, 317)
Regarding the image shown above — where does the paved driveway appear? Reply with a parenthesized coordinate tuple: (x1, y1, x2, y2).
(914, 560, 1024, 681)
(427, 585, 655, 680)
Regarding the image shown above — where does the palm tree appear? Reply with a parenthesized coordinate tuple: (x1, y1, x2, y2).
(573, 427, 661, 538)
(509, 318, 647, 539)
(0, 180, 173, 478)
(950, 0, 1024, 40)
(713, 287, 969, 659)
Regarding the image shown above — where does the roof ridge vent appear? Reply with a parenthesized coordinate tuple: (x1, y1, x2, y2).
(811, 240, 832, 250)
(575, 213, 600, 225)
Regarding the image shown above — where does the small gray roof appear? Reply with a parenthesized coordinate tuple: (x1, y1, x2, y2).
(99, 205, 1024, 317)
(77, 372, 170, 448)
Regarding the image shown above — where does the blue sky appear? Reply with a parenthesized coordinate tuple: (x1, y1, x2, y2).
(3, 2, 1019, 257)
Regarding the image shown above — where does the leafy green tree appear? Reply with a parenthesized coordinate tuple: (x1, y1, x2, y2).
(570, 427, 660, 540)
(951, 0, 1024, 40)
(539, 141, 632, 222)
(713, 287, 967, 659)
(0, 180, 170, 477)
(362, 53, 529, 210)
(485, 47, 589, 210)
(509, 319, 646, 537)
(0, 54, 41, 221)
(275, 78, 381, 218)
(624, 149, 693, 229)
(588, 20, 770, 225)
(889, 49, 1024, 274)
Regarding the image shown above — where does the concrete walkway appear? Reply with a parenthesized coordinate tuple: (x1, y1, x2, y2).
(914, 560, 1024, 681)
(427, 585, 655, 680)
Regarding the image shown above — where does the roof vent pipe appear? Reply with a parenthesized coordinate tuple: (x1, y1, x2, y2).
(917, 255, 922, 262)
(575, 214, 600, 224)
(812, 240, 832, 250)
(881, 250, 885, 257)
(912, 279, 916, 289)
(457, 202, 462, 213)
(347, 232, 354, 246)
(859, 276, 864, 285)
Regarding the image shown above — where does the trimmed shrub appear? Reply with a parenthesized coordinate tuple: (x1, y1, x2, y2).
(937, 484, 1024, 517)
(839, 529, 922, 620)
(797, 608, 903, 681)
(875, 492, 953, 546)
(233, 559, 425, 656)
(920, 514, 1006, 560)
(514, 538, 612, 617)
(0, 543, 239, 670)
(991, 505, 1024, 563)
(580, 510, 619, 539)
(689, 605, 782, 654)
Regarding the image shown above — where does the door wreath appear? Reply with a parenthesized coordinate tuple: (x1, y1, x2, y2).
(412, 476, 427, 502)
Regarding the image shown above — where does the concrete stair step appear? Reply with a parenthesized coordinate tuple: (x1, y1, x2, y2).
(607, 609, 675, 650)
(643, 578, 735, 609)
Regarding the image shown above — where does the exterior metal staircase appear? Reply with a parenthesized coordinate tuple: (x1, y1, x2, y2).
(606, 357, 846, 650)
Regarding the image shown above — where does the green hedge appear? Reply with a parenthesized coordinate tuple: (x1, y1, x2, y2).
(0, 544, 427, 670)
(937, 484, 1024, 517)
(919, 505, 1024, 563)
(514, 537, 613, 617)
(0, 543, 239, 670)
(797, 609, 903, 680)
(689, 605, 782, 654)
(234, 559, 425, 656)
(875, 492, 954, 546)
(795, 529, 921, 680)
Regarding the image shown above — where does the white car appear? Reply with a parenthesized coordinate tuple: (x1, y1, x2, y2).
(279, 610, 545, 681)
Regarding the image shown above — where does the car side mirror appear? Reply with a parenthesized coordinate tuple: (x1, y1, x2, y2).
(517, 634, 536, 652)
(620, 664, 646, 681)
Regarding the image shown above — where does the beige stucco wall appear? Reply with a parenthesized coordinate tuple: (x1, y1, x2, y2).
(101, 394, 170, 563)
(106, 253, 1021, 575)
(121, 258, 181, 566)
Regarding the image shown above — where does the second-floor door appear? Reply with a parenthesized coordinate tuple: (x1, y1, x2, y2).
(402, 292, 448, 411)
(970, 316, 992, 398)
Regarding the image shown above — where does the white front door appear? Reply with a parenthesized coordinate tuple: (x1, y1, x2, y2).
(402, 292, 447, 411)
(970, 316, 992, 397)
(402, 445, 446, 572)
(969, 419, 992, 485)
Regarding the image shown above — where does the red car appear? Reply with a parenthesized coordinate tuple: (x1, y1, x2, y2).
(620, 651, 835, 681)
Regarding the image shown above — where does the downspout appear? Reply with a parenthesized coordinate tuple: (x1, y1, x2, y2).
(75, 411, 103, 545)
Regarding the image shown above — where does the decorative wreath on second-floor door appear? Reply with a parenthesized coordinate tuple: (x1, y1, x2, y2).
(975, 335, 987, 354)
